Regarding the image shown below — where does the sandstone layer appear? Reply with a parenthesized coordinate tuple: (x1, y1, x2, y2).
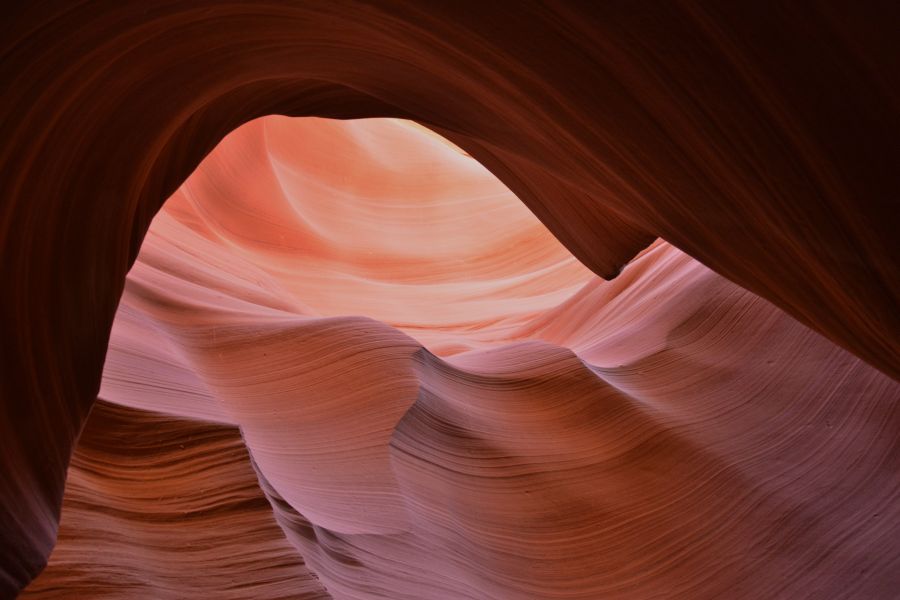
(1, 3, 899, 598)
(21, 117, 900, 599)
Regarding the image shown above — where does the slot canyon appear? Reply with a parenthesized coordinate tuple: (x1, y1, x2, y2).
(1, 2, 898, 599)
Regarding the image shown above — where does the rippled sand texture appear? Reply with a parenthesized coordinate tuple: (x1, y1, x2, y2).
(3, 3, 900, 598)
(21, 117, 900, 599)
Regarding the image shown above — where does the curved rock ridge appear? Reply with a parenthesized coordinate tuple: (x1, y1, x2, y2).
(21, 401, 329, 600)
(24, 117, 900, 599)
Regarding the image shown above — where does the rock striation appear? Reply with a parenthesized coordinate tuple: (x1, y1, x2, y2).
(21, 116, 900, 599)
(2, 3, 899, 598)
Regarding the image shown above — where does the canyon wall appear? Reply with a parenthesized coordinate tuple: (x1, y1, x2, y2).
(1, 2, 898, 597)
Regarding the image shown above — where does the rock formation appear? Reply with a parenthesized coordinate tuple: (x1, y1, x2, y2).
(1, 3, 898, 598)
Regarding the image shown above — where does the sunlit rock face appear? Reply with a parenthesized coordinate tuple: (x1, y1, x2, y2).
(21, 117, 900, 600)
(128, 117, 593, 354)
